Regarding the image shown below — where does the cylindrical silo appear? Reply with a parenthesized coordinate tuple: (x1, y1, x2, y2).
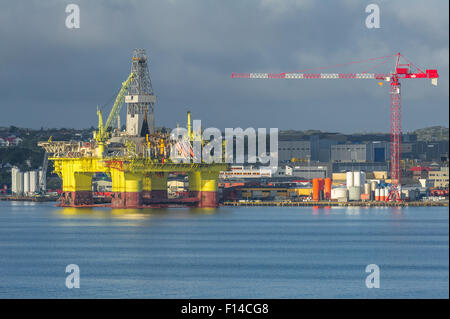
(324, 178, 332, 200)
(30, 170, 38, 194)
(379, 188, 385, 201)
(318, 178, 324, 190)
(11, 167, 18, 194)
(38, 169, 46, 192)
(364, 183, 370, 195)
(348, 186, 361, 201)
(375, 188, 380, 201)
(331, 187, 347, 200)
(371, 181, 377, 192)
(312, 178, 320, 201)
(380, 188, 386, 201)
(346, 171, 354, 189)
(360, 171, 366, 187)
(354, 171, 361, 188)
(23, 171, 30, 195)
(16, 172, 24, 195)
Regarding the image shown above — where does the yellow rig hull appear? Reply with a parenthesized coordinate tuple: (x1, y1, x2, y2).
(53, 157, 227, 208)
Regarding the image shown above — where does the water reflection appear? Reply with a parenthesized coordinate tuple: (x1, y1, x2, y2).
(312, 205, 332, 216)
(55, 206, 222, 220)
(391, 207, 405, 218)
(10, 201, 37, 206)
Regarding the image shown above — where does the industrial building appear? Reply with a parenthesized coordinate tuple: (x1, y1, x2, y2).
(219, 166, 272, 179)
(310, 136, 338, 163)
(331, 162, 388, 174)
(331, 142, 389, 163)
(274, 165, 329, 179)
(428, 167, 449, 188)
(331, 144, 371, 162)
(278, 141, 311, 163)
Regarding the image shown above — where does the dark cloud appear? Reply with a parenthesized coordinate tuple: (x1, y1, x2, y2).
(0, 0, 448, 132)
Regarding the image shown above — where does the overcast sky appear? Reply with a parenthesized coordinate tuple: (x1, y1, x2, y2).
(0, 0, 448, 133)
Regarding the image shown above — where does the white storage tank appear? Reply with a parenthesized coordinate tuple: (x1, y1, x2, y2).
(11, 167, 19, 194)
(375, 188, 380, 201)
(346, 171, 354, 189)
(354, 171, 361, 187)
(23, 171, 30, 195)
(16, 172, 24, 195)
(30, 170, 38, 194)
(371, 181, 377, 192)
(348, 186, 361, 201)
(379, 188, 386, 201)
(38, 169, 46, 192)
(364, 183, 370, 195)
(331, 187, 348, 200)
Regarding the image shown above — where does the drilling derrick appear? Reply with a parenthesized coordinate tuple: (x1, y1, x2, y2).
(126, 49, 157, 136)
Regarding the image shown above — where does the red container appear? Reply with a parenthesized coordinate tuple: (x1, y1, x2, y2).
(324, 178, 332, 200)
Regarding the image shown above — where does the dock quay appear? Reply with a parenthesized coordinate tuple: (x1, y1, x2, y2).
(222, 200, 449, 207)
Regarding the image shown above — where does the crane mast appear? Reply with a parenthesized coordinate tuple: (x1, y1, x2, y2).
(231, 52, 439, 201)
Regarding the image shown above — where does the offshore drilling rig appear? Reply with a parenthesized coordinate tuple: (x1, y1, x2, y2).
(39, 49, 227, 208)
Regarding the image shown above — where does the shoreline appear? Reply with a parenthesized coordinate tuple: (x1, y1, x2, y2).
(222, 200, 449, 207)
(0, 195, 59, 202)
(1, 195, 448, 208)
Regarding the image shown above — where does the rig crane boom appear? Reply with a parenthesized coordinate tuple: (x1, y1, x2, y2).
(94, 72, 136, 156)
(231, 52, 439, 201)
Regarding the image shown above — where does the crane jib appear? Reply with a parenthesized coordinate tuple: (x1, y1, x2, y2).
(231, 72, 438, 81)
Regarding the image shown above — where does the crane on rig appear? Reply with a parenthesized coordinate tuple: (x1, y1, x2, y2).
(231, 52, 439, 201)
(94, 72, 136, 156)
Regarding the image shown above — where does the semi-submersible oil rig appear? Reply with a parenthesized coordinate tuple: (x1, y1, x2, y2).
(39, 49, 227, 208)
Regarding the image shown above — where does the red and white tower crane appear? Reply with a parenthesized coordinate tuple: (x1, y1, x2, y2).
(231, 52, 439, 201)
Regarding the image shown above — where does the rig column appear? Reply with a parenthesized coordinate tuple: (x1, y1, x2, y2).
(111, 169, 143, 208)
(188, 170, 220, 208)
(60, 162, 94, 206)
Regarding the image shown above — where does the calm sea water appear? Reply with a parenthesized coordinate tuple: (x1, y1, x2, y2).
(0, 201, 448, 298)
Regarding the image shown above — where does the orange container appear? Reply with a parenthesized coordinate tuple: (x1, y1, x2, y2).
(312, 178, 320, 201)
(324, 178, 332, 200)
